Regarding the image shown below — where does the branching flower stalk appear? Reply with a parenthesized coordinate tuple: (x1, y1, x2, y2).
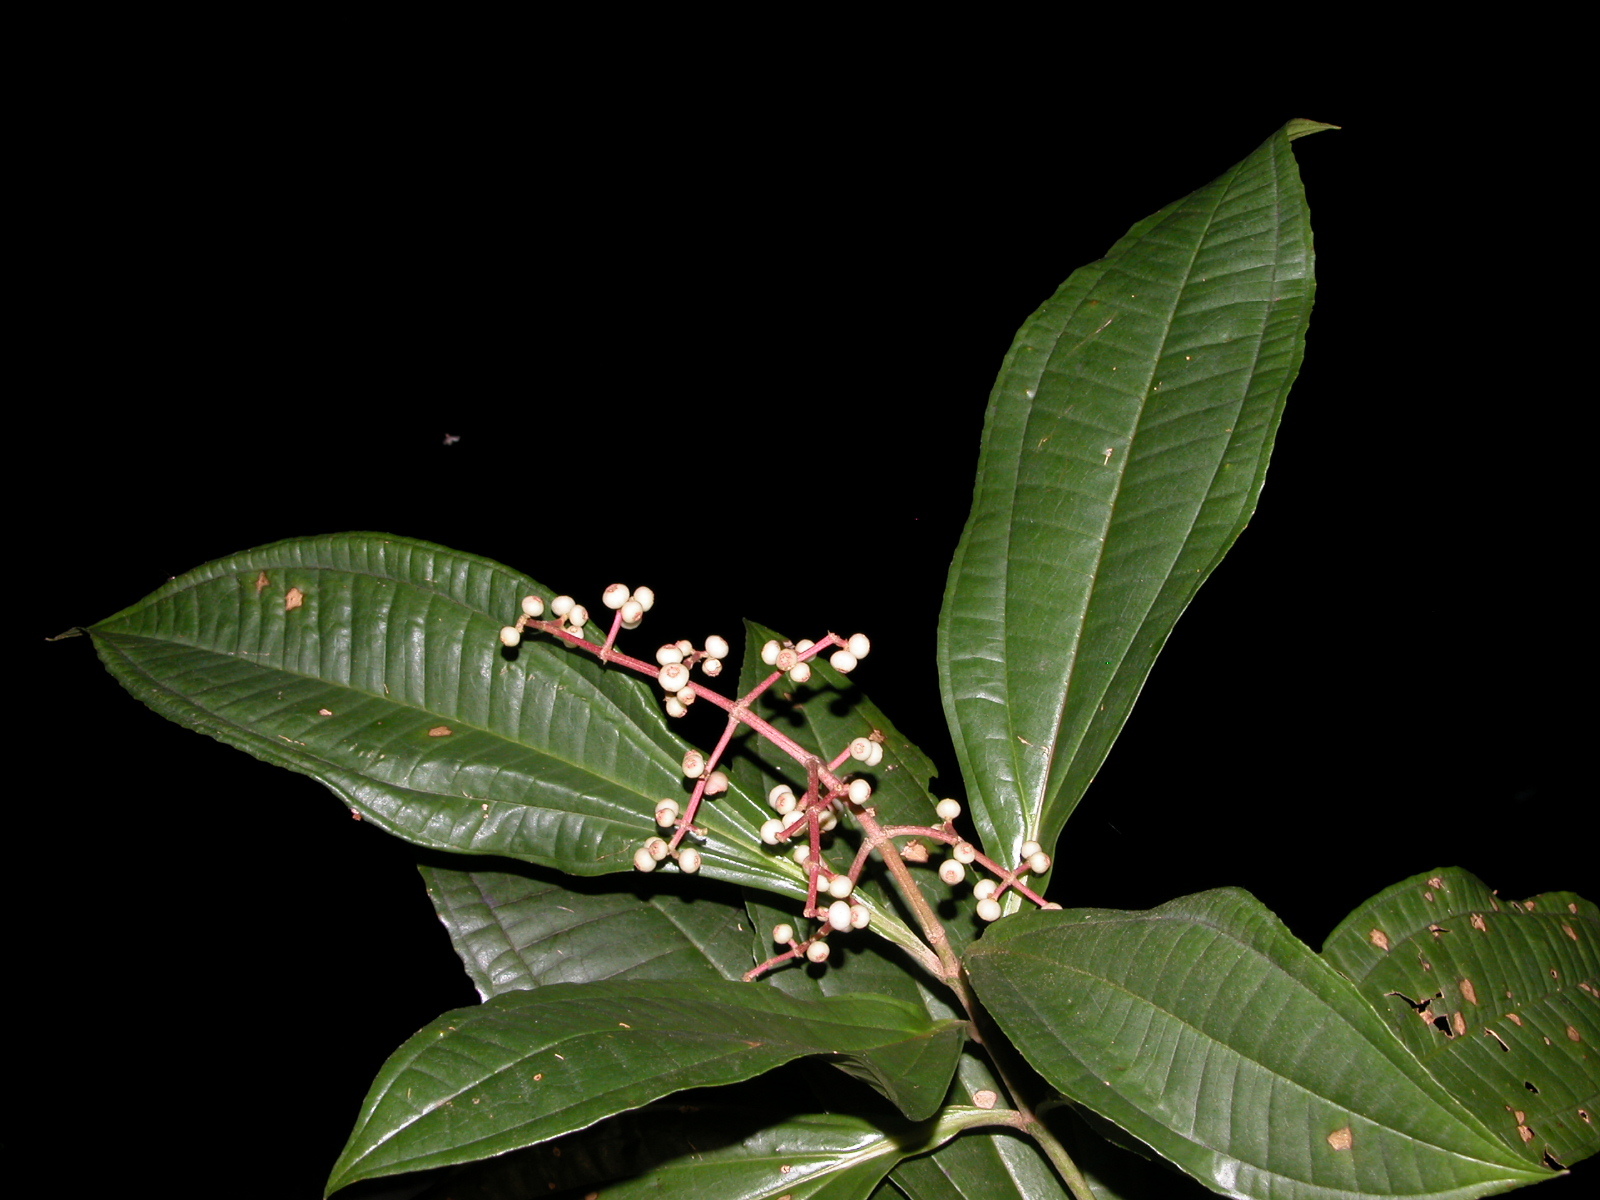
(499, 583, 1095, 1200)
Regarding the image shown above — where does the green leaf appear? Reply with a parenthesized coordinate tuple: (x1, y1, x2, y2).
(326, 979, 965, 1194)
(89, 533, 807, 898)
(420, 860, 756, 995)
(937, 122, 1327, 867)
(1321, 867, 1599, 1171)
(965, 890, 1554, 1199)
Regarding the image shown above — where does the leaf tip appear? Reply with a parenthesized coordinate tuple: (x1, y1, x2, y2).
(1285, 118, 1341, 141)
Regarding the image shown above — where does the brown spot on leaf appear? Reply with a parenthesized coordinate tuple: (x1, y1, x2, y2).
(1452, 1011, 1467, 1037)
(285, 586, 304, 611)
(1568, 1025, 1582, 1042)
(1486, 1028, 1511, 1051)
(1517, 1124, 1534, 1143)
(255, 571, 269, 593)
(1562, 923, 1579, 942)
(1525, 898, 1537, 911)
(973, 1089, 998, 1109)
(1580, 1109, 1592, 1123)
(1425, 890, 1435, 902)
(1428, 923, 1449, 937)
(901, 840, 930, 863)
(350, 809, 362, 821)
(534, 1073, 542, 1081)
(1471, 912, 1488, 931)
(1428, 876, 1445, 889)
(428, 726, 453, 737)
(1460, 978, 1478, 1005)
(1570, 902, 1580, 914)
(319, 708, 333, 716)
(1327, 1126, 1353, 1150)
(1369, 928, 1390, 951)
(1581, 982, 1599, 998)
(1507, 1012, 1524, 1026)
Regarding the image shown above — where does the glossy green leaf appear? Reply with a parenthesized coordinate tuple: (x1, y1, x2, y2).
(965, 890, 1554, 1199)
(420, 860, 755, 995)
(1321, 867, 1599, 1171)
(326, 979, 965, 1194)
(938, 121, 1332, 868)
(89, 533, 806, 898)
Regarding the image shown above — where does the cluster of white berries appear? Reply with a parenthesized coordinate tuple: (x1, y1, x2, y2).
(498, 583, 657, 649)
(759, 632, 870, 685)
(655, 634, 729, 718)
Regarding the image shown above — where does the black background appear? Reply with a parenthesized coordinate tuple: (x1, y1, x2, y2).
(24, 56, 1590, 1200)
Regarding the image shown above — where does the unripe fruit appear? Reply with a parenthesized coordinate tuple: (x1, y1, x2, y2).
(1027, 851, 1052, 875)
(655, 800, 680, 827)
(806, 941, 831, 963)
(682, 750, 705, 778)
(620, 599, 644, 623)
(795, 639, 815, 653)
(788, 661, 812, 684)
(675, 639, 694, 655)
(849, 737, 874, 762)
(850, 905, 870, 929)
(676, 687, 696, 705)
(566, 604, 589, 629)
(499, 626, 522, 647)
(829, 650, 858, 673)
(760, 818, 785, 845)
(656, 644, 685, 665)
(644, 836, 669, 861)
(659, 662, 690, 691)
(678, 847, 702, 874)
(773, 790, 798, 815)
(551, 595, 575, 617)
(704, 770, 729, 795)
(701, 657, 723, 677)
(633, 847, 657, 872)
(864, 742, 884, 766)
(602, 583, 630, 610)
(827, 900, 853, 932)
(972, 879, 997, 901)
(848, 633, 870, 659)
(935, 798, 962, 822)
(1020, 840, 1042, 859)
(775, 648, 798, 672)
(939, 859, 965, 886)
(631, 586, 656, 612)
(791, 845, 810, 865)
(768, 783, 794, 807)
(521, 595, 545, 618)
(664, 697, 687, 718)
(976, 897, 1003, 922)
(704, 634, 730, 659)
(953, 841, 977, 864)
(772, 923, 795, 944)
(760, 639, 781, 665)
(827, 873, 854, 899)
(818, 808, 838, 832)
(847, 778, 872, 804)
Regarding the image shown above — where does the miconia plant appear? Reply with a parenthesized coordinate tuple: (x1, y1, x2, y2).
(80, 121, 1596, 1199)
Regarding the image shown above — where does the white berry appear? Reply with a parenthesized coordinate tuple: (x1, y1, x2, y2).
(939, 859, 965, 886)
(677, 847, 702, 874)
(566, 604, 589, 629)
(499, 626, 522, 647)
(847, 778, 872, 804)
(551, 595, 575, 617)
(676, 687, 696, 705)
(773, 923, 795, 944)
(864, 742, 884, 766)
(1020, 840, 1042, 859)
(775, 647, 798, 672)
(760, 639, 781, 665)
(704, 634, 730, 659)
(789, 661, 812, 684)
(701, 657, 723, 677)
(655, 800, 680, 827)
(847, 633, 870, 659)
(827, 901, 853, 932)
(631, 586, 655, 612)
(521, 595, 545, 618)
(656, 644, 684, 666)
(664, 697, 687, 718)
(935, 799, 962, 822)
(704, 770, 728, 795)
(806, 941, 831, 963)
(972, 879, 997, 901)
(659, 662, 690, 691)
(682, 750, 705, 778)
(620, 599, 644, 623)
(643, 836, 669, 861)
(760, 819, 786, 845)
(849, 737, 873, 762)
(1027, 851, 1052, 875)
(633, 847, 658, 872)
(795, 639, 814, 653)
(827, 873, 854, 899)
(976, 897, 1003, 922)
(850, 905, 871, 929)
(953, 841, 977, 864)
(829, 650, 858, 673)
(602, 583, 630, 610)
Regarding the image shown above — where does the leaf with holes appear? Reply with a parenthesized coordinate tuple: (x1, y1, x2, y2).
(325, 979, 965, 1194)
(1321, 867, 1599, 1173)
(938, 120, 1331, 872)
(89, 533, 807, 899)
(965, 890, 1555, 1199)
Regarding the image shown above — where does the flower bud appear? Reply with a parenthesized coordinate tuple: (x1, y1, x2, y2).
(602, 583, 630, 610)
